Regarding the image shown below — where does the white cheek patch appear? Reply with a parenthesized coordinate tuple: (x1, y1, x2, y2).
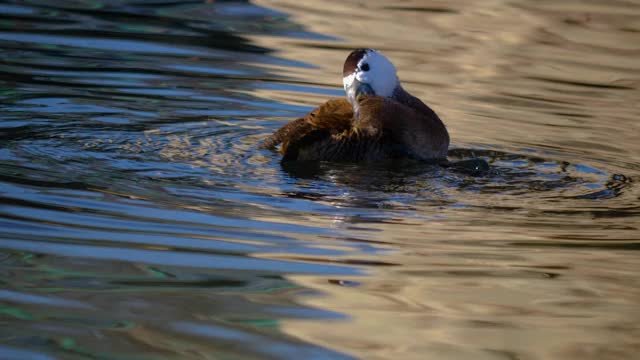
(342, 73, 356, 91)
(354, 50, 398, 98)
(343, 73, 358, 106)
(355, 71, 369, 84)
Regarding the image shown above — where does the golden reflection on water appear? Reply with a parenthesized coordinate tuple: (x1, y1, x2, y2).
(252, 0, 640, 358)
(285, 247, 640, 358)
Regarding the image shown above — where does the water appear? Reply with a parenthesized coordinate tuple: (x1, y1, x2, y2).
(1, 0, 639, 359)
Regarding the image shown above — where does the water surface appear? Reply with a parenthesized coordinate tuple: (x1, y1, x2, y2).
(1, 0, 640, 359)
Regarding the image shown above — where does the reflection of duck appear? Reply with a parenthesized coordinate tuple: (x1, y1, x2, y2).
(261, 48, 450, 162)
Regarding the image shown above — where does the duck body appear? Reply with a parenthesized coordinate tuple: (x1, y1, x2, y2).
(261, 49, 450, 163)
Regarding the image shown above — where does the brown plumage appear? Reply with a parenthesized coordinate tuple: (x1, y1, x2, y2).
(261, 49, 450, 162)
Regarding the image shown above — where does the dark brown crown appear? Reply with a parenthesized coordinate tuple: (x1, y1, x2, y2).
(342, 48, 369, 77)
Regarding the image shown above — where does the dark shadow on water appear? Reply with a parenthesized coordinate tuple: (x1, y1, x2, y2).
(280, 155, 490, 181)
(275, 147, 632, 205)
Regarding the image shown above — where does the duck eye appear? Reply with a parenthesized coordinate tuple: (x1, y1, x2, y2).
(361, 63, 370, 71)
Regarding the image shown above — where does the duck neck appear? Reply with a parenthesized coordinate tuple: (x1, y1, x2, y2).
(391, 85, 434, 115)
(390, 85, 412, 106)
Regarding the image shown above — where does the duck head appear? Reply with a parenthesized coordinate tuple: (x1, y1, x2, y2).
(342, 48, 400, 106)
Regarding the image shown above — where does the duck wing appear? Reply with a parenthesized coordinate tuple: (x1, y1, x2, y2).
(260, 98, 355, 161)
(356, 95, 450, 160)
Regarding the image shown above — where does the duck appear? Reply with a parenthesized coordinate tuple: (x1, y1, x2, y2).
(261, 48, 450, 162)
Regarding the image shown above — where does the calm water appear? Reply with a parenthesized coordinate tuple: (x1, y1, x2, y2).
(1, 0, 640, 359)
